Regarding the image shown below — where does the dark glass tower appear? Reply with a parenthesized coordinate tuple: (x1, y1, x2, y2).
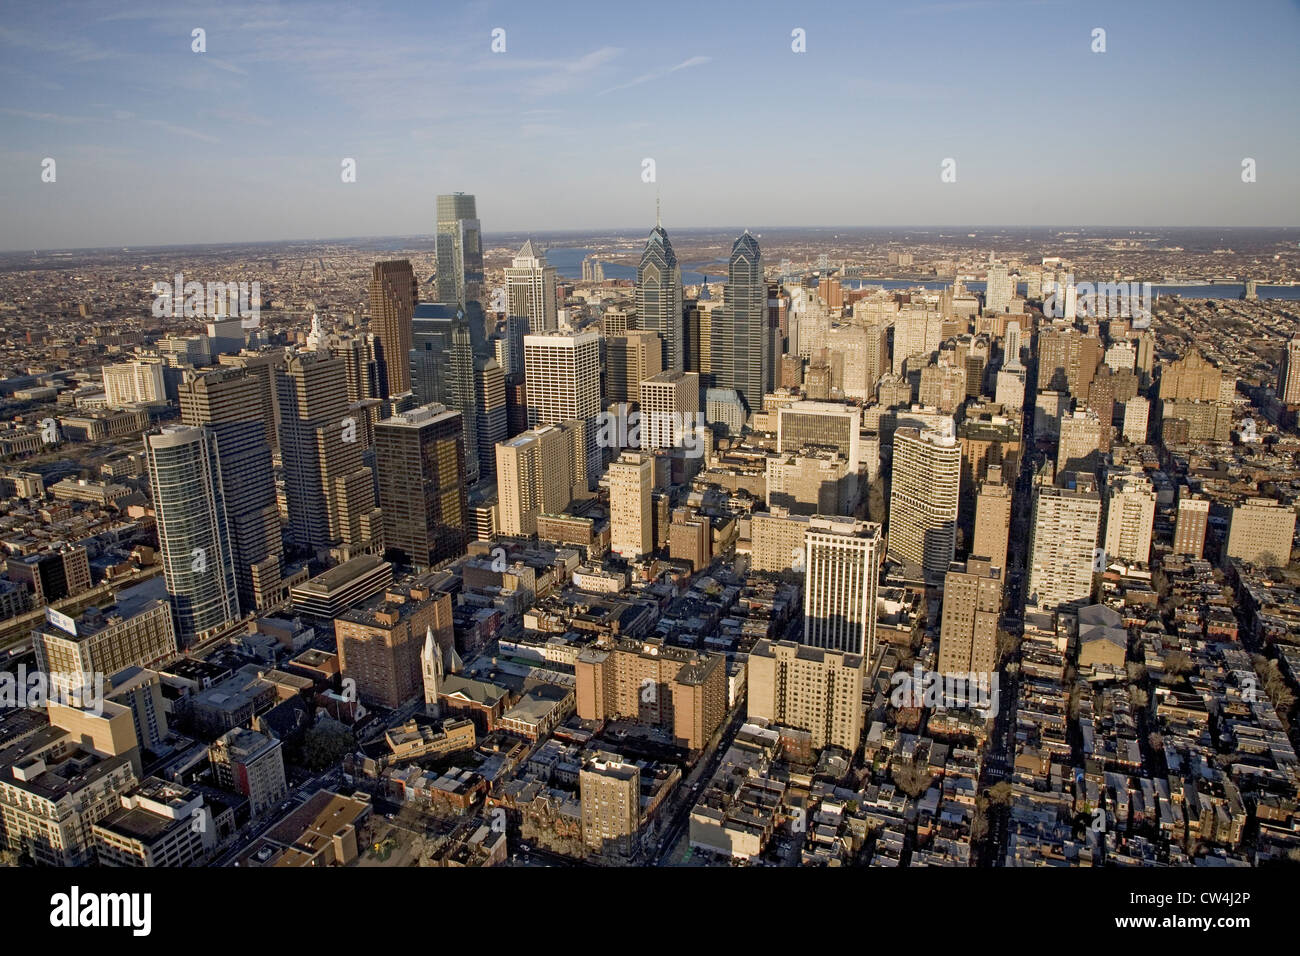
(636, 215, 684, 372)
(409, 303, 480, 485)
(711, 231, 768, 414)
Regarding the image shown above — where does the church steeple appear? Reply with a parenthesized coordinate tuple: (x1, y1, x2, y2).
(421, 625, 443, 717)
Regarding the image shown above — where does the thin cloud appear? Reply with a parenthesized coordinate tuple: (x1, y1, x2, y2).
(598, 55, 711, 95)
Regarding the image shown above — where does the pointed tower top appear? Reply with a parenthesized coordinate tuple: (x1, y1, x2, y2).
(655, 192, 661, 228)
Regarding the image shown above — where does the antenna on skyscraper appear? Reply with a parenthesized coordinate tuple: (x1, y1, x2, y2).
(656, 191, 661, 228)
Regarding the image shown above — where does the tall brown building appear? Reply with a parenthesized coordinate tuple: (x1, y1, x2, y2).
(276, 351, 382, 557)
(1172, 494, 1210, 558)
(374, 404, 470, 569)
(972, 480, 1012, 574)
(937, 557, 1002, 675)
(1038, 328, 1100, 399)
(574, 639, 726, 750)
(336, 583, 452, 709)
(605, 330, 663, 405)
(1158, 349, 1221, 402)
(369, 260, 418, 398)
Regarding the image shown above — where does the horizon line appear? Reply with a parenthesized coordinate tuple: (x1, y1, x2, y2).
(5, 223, 1300, 256)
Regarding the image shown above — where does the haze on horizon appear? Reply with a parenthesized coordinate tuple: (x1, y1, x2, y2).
(2, 0, 1298, 252)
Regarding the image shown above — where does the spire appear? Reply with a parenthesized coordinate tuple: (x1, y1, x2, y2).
(655, 191, 661, 229)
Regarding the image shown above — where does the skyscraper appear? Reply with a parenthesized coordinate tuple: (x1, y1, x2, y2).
(802, 517, 881, 658)
(711, 232, 768, 415)
(972, 480, 1012, 574)
(505, 240, 558, 333)
(374, 404, 470, 568)
(435, 193, 484, 310)
(1172, 493, 1209, 558)
(523, 329, 602, 487)
(494, 423, 583, 536)
(368, 260, 417, 398)
(144, 426, 240, 645)
(1027, 473, 1101, 612)
(985, 262, 1012, 314)
(636, 217, 684, 372)
(608, 452, 653, 559)
(605, 330, 663, 406)
(639, 371, 701, 452)
(888, 425, 962, 582)
(409, 303, 480, 486)
(747, 639, 864, 752)
(178, 367, 283, 611)
(937, 557, 1002, 675)
(1103, 470, 1156, 565)
(474, 356, 508, 481)
(1278, 335, 1300, 406)
(276, 351, 382, 558)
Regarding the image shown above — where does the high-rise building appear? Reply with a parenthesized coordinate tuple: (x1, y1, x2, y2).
(777, 401, 863, 471)
(495, 314, 529, 380)
(888, 425, 962, 581)
(410, 303, 480, 487)
(208, 728, 286, 820)
(608, 452, 653, 559)
(605, 330, 663, 406)
(937, 557, 1002, 675)
(747, 638, 865, 752)
(505, 240, 558, 333)
(178, 367, 283, 611)
(1225, 498, 1297, 567)
(802, 517, 881, 658)
(1172, 493, 1210, 558)
(710, 232, 768, 414)
(276, 352, 382, 557)
(144, 426, 241, 645)
(495, 423, 584, 536)
(751, 510, 811, 573)
(34, 595, 177, 699)
(1103, 471, 1156, 564)
(1027, 473, 1101, 612)
(102, 359, 166, 408)
(374, 404, 470, 568)
(325, 331, 380, 404)
(1057, 408, 1106, 471)
(336, 582, 451, 709)
(985, 263, 1012, 314)
(435, 192, 484, 313)
(1122, 396, 1149, 444)
(1278, 336, 1300, 406)
(523, 330, 602, 487)
(473, 356, 507, 481)
(574, 639, 726, 750)
(1159, 349, 1221, 402)
(639, 371, 700, 453)
(972, 480, 1012, 574)
(368, 260, 418, 398)
(579, 753, 642, 861)
(216, 350, 284, 455)
(1004, 320, 1023, 369)
(636, 217, 684, 371)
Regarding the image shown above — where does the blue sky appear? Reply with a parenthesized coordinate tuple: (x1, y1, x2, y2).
(1, 0, 1298, 249)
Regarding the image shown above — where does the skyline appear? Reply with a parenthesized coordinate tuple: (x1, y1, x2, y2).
(1, 0, 1298, 250)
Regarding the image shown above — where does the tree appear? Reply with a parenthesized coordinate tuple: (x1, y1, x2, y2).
(890, 756, 933, 798)
(301, 717, 355, 771)
(987, 781, 1015, 806)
